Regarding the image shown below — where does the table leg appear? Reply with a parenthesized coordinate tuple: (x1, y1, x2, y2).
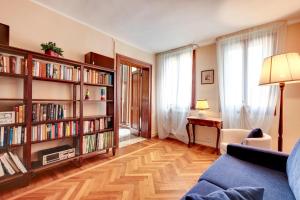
(192, 124, 195, 144)
(216, 128, 221, 154)
(186, 123, 191, 147)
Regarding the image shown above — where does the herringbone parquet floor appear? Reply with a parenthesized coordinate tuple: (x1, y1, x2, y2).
(3, 139, 218, 200)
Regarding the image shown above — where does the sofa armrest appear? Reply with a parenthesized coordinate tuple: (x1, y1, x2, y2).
(227, 144, 289, 172)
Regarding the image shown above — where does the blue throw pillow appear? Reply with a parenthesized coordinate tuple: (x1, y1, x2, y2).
(287, 139, 300, 200)
(247, 128, 263, 138)
(184, 187, 264, 200)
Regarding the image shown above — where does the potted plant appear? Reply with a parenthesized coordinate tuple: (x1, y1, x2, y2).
(41, 42, 63, 57)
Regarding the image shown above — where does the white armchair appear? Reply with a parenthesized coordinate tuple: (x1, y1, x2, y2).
(220, 129, 272, 154)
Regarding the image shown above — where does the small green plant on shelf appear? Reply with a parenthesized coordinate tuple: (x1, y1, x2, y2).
(41, 42, 64, 57)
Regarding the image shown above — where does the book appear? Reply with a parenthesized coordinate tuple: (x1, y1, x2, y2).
(0, 54, 25, 75)
(0, 111, 15, 125)
(8, 152, 27, 173)
(83, 69, 113, 85)
(0, 162, 4, 177)
(3, 153, 20, 173)
(0, 154, 15, 175)
(0, 126, 26, 146)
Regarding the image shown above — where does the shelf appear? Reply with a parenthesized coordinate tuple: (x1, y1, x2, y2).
(0, 98, 24, 101)
(31, 135, 78, 144)
(83, 128, 113, 136)
(0, 122, 26, 127)
(32, 99, 75, 102)
(0, 144, 25, 151)
(83, 82, 113, 87)
(81, 148, 112, 158)
(33, 76, 79, 84)
(31, 155, 80, 173)
(0, 173, 28, 188)
(82, 99, 113, 103)
(32, 117, 79, 125)
(83, 65, 114, 73)
(83, 115, 113, 120)
(0, 72, 26, 79)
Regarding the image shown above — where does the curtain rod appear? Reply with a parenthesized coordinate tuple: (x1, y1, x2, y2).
(156, 44, 198, 55)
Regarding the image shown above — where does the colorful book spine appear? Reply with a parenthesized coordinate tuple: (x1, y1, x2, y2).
(32, 60, 80, 82)
(0, 54, 25, 74)
(14, 104, 26, 123)
(32, 103, 66, 122)
(0, 126, 26, 146)
(83, 69, 113, 85)
(31, 121, 78, 142)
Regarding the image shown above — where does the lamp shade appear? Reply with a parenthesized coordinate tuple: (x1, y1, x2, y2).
(259, 53, 300, 85)
(196, 99, 209, 110)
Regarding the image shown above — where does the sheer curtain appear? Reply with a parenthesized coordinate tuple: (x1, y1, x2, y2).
(218, 22, 287, 132)
(156, 46, 193, 143)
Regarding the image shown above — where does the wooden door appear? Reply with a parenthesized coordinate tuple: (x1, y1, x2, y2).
(130, 70, 141, 135)
(140, 69, 150, 138)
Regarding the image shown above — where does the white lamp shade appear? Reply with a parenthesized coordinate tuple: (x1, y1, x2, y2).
(196, 99, 209, 110)
(259, 53, 300, 85)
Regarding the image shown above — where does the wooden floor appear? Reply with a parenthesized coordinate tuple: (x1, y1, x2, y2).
(1, 138, 218, 200)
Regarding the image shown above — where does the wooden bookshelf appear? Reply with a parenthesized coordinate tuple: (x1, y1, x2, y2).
(0, 44, 116, 190)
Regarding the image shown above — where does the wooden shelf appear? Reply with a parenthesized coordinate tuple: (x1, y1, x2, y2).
(0, 72, 25, 79)
(83, 82, 113, 87)
(83, 115, 113, 120)
(83, 128, 113, 136)
(33, 76, 79, 84)
(32, 117, 79, 125)
(0, 173, 29, 191)
(0, 98, 24, 101)
(0, 122, 26, 127)
(80, 148, 112, 159)
(31, 135, 78, 144)
(31, 155, 80, 173)
(82, 99, 113, 103)
(32, 99, 75, 102)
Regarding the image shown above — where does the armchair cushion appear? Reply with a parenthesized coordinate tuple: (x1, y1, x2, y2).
(287, 140, 300, 200)
(247, 128, 263, 138)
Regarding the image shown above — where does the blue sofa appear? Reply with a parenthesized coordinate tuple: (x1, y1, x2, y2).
(182, 140, 300, 200)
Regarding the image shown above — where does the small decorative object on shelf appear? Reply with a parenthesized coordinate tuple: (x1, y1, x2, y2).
(85, 88, 90, 100)
(41, 42, 63, 57)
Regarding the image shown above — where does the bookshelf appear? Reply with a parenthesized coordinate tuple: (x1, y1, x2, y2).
(0, 44, 116, 191)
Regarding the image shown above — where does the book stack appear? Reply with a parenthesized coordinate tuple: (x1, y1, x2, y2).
(0, 152, 27, 177)
(82, 135, 96, 154)
(32, 103, 67, 122)
(96, 131, 114, 150)
(95, 117, 112, 131)
(14, 105, 26, 123)
(0, 54, 26, 75)
(83, 69, 113, 85)
(32, 60, 80, 82)
(0, 126, 26, 146)
(31, 121, 78, 142)
(83, 120, 94, 134)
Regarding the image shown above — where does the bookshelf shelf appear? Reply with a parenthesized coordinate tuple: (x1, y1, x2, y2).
(0, 44, 116, 191)
(31, 135, 78, 144)
(83, 128, 113, 136)
(33, 76, 79, 84)
(0, 72, 25, 79)
(31, 117, 79, 125)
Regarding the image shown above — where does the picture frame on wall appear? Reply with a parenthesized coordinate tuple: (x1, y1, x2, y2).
(201, 70, 214, 84)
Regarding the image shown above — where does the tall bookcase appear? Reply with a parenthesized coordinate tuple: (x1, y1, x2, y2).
(0, 45, 116, 190)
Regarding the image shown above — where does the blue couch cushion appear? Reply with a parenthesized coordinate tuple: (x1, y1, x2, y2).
(200, 155, 295, 200)
(287, 140, 300, 200)
(184, 187, 264, 200)
(181, 180, 223, 199)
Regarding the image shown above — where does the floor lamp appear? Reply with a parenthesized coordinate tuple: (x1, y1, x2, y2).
(259, 53, 300, 151)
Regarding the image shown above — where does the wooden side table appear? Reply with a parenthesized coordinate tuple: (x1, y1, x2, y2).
(186, 116, 223, 153)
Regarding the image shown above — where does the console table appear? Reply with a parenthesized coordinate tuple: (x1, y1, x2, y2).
(186, 116, 223, 153)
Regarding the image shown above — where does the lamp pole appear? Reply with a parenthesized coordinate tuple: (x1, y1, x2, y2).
(278, 82, 285, 152)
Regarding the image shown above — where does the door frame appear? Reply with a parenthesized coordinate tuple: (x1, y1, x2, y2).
(116, 54, 152, 147)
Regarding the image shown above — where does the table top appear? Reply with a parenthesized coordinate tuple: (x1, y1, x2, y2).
(187, 115, 222, 122)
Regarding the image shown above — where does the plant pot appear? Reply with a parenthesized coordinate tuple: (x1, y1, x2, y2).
(45, 50, 59, 57)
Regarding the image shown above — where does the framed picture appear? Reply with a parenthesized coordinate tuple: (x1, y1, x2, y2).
(201, 70, 214, 84)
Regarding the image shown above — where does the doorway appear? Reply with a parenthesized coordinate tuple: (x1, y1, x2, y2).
(116, 54, 152, 147)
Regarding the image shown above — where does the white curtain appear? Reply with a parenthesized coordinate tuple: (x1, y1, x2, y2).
(218, 22, 287, 132)
(156, 46, 193, 143)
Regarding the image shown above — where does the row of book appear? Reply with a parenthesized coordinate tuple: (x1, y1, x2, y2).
(83, 117, 112, 134)
(0, 152, 27, 177)
(32, 103, 67, 122)
(0, 54, 26, 75)
(82, 131, 114, 154)
(0, 126, 27, 147)
(83, 69, 113, 85)
(31, 121, 79, 142)
(32, 60, 80, 82)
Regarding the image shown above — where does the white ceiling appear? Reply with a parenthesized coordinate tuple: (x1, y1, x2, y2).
(34, 0, 300, 53)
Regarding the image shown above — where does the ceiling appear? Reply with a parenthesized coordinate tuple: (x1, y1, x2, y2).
(34, 0, 300, 53)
